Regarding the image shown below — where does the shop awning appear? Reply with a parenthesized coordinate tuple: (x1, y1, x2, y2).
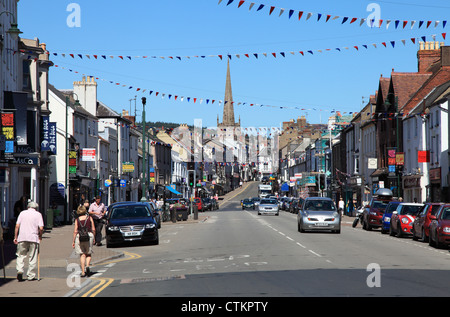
(281, 183, 290, 192)
(166, 185, 182, 195)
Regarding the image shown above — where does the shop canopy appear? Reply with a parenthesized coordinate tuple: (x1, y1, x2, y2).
(281, 183, 290, 192)
(166, 185, 182, 195)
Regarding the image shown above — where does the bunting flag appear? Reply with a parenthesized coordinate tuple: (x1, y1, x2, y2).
(24, 33, 447, 62)
(51, 60, 419, 124)
(219, 0, 447, 30)
(50, 61, 351, 114)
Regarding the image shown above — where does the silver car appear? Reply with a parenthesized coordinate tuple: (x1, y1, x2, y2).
(297, 197, 341, 233)
(258, 198, 279, 216)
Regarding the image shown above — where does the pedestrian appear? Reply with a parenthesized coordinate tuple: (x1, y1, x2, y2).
(72, 204, 95, 277)
(13, 195, 27, 219)
(88, 196, 106, 246)
(13, 201, 44, 281)
(338, 198, 344, 216)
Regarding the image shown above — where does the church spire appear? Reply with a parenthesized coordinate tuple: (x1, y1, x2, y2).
(218, 59, 239, 128)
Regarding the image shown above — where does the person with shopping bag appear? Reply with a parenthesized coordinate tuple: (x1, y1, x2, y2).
(72, 205, 95, 277)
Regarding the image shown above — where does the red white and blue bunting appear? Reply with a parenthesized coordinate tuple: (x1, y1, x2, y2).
(19, 33, 445, 61)
(218, 0, 447, 30)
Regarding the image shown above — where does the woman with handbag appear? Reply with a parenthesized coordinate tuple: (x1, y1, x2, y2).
(72, 205, 95, 277)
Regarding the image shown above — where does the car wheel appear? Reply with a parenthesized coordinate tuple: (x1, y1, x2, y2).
(421, 227, 428, 242)
(396, 222, 403, 238)
(151, 231, 159, 245)
(389, 224, 395, 236)
(412, 227, 418, 240)
(429, 231, 435, 247)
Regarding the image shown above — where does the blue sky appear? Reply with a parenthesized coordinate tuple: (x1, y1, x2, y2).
(18, 0, 449, 129)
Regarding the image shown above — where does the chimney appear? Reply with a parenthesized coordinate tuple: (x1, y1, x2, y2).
(417, 41, 443, 73)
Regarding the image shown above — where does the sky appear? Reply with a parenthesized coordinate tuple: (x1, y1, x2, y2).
(17, 0, 449, 130)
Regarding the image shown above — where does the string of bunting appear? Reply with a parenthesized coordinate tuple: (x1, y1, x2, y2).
(218, 0, 448, 30)
(26, 33, 447, 61)
(51, 62, 343, 113)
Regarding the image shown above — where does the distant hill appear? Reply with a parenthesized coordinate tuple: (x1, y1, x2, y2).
(135, 121, 194, 130)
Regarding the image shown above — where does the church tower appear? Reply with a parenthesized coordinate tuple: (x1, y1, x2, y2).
(217, 59, 240, 128)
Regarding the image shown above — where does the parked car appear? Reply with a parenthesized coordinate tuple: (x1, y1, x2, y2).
(201, 197, 213, 211)
(242, 198, 255, 210)
(428, 204, 450, 248)
(412, 203, 444, 242)
(105, 202, 159, 248)
(289, 198, 304, 214)
(297, 197, 340, 233)
(257, 198, 279, 216)
(381, 201, 401, 234)
(389, 203, 424, 237)
(193, 198, 203, 212)
(362, 188, 394, 231)
(281, 197, 293, 211)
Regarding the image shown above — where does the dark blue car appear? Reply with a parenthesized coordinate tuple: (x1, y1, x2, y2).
(381, 201, 400, 234)
(105, 202, 159, 247)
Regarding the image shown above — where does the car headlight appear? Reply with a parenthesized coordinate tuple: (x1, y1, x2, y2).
(370, 211, 377, 216)
(401, 218, 410, 224)
(108, 226, 120, 231)
(145, 223, 156, 229)
(442, 227, 450, 233)
(384, 217, 390, 222)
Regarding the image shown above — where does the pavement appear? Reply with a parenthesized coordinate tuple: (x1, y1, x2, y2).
(0, 183, 250, 297)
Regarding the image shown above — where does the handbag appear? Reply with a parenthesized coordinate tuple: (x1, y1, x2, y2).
(78, 216, 90, 242)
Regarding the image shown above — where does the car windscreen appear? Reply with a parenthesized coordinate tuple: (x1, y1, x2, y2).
(243, 199, 252, 203)
(399, 205, 423, 215)
(440, 207, 450, 220)
(110, 206, 151, 219)
(304, 200, 335, 211)
(260, 199, 276, 205)
(386, 203, 399, 212)
(372, 200, 389, 210)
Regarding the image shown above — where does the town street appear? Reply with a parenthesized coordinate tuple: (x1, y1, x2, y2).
(77, 182, 450, 298)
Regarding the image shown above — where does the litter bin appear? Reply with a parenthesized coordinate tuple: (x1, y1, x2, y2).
(46, 209, 54, 229)
(176, 208, 188, 221)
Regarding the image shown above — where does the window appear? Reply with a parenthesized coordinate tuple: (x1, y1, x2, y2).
(22, 60, 31, 90)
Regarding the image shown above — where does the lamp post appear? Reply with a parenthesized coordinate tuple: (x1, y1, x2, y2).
(0, 11, 23, 40)
(140, 97, 148, 202)
(65, 95, 81, 223)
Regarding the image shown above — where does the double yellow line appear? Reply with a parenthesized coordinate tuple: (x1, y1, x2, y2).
(81, 251, 141, 297)
(82, 277, 114, 297)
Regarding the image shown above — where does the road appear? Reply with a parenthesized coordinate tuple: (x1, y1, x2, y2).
(78, 182, 450, 300)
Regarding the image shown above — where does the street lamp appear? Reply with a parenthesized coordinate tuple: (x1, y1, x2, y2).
(140, 97, 148, 202)
(0, 11, 22, 41)
(65, 95, 81, 223)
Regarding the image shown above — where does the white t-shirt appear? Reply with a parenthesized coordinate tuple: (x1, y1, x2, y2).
(16, 208, 44, 244)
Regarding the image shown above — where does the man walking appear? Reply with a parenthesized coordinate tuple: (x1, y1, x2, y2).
(14, 201, 44, 281)
(88, 196, 106, 246)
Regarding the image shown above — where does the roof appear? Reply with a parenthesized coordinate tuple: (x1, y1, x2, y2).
(401, 67, 450, 115)
(390, 72, 431, 110)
